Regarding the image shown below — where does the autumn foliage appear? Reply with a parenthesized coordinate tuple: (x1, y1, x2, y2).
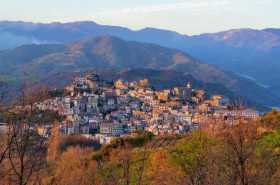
(1, 108, 280, 185)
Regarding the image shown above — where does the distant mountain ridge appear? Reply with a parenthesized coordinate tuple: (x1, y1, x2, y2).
(0, 21, 279, 97)
(1, 21, 280, 50)
(0, 35, 279, 109)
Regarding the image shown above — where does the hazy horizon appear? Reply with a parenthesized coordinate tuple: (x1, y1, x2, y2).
(1, 0, 279, 35)
(0, 19, 279, 36)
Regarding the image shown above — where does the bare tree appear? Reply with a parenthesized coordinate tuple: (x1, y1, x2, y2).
(0, 85, 50, 185)
(135, 145, 149, 185)
(0, 87, 13, 180)
(7, 119, 46, 185)
(221, 120, 258, 185)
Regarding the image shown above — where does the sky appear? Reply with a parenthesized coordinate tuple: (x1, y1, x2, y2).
(0, 0, 279, 35)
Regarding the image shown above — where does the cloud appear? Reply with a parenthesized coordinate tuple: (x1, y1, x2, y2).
(97, 0, 230, 15)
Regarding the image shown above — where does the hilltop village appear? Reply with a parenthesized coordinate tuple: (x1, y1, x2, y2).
(35, 73, 260, 144)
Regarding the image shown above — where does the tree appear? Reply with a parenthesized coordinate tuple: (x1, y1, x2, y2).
(0, 85, 50, 185)
(261, 109, 280, 129)
(170, 131, 217, 185)
(221, 120, 259, 185)
(4, 116, 46, 185)
(54, 147, 99, 185)
(255, 129, 280, 185)
(0, 131, 12, 180)
(148, 149, 184, 185)
(47, 123, 62, 162)
(0, 89, 9, 167)
(113, 148, 132, 185)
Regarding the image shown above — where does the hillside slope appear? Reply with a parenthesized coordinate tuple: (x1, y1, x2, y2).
(0, 36, 279, 108)
(1, 21, 279, 95)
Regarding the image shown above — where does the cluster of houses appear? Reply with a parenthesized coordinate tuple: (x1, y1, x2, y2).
(35, 73, 260, 144)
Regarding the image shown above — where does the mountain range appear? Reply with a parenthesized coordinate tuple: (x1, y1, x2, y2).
(0, 35, 279, 109)
(0, 21, 279, 109)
